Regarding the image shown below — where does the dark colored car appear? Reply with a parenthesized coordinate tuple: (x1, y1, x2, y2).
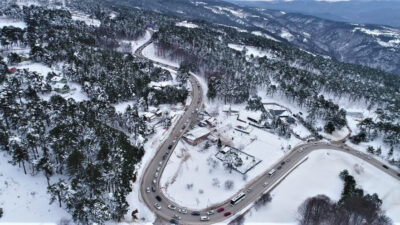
(397, 173, 400, 177)
(151, 186, 156, 192)
(191, 211, 201, 216)
(162, 154, 167, 160)
(155, 195, 162, 202)
(281, 161, 286, 165)
(217, 207, 224, 213)
(224, 212, 232, 217)
(170, 219, 179, 225)
(277, 165, 282, 170)
(382, 165, 389, 169)
(168, 145, 173, 150)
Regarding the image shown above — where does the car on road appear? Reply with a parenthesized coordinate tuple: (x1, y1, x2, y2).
(168, 204, 177, 210)
(159, 161, 163, 166)
(173, 214, 181, 220)
(206, 210, 214, 215)
(156, 167, 161, 172)
(217, 207, 224, 213)
(154, 203, 161, 210)
(154, 172, 159, 178)
(162, 154, 167, 160)
(152, 179, 157, 184)
(155, 195, 162, 202)
(191, 211, 201, 216)
(146, 187, 150, 193)
(397, 173, 400, 177)
(151, 186, 156, 192)
(298, 148, 303, 153)
(263, 182, 268, 187)
(281, 161, 286, 165)
(224, 212, 232, 217)
(367, 156, 372, 160)
(168, 145, 173, 149)
(169, 219, 178, 225)
(200, 216, 210, 221)
(382, 165, 389, 169)
(277, 165, 282, 170)
(178, 208, 187, 214)
(247, 188, 252, 193)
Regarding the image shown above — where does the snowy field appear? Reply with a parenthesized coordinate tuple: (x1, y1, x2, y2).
(0, 153, 72, 224)
(244, 150, 400, 224)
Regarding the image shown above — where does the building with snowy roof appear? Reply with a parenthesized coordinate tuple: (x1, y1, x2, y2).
(183, 127, 210, 146)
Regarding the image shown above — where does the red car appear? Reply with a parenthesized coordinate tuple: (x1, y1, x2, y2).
(224, 212, 232, 217)
(216, 207, 224, 213)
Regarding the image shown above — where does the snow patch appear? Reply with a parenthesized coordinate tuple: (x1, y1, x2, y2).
(176, 21, 199, 29)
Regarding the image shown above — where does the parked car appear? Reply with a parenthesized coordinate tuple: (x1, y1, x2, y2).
(154, 172, 159, 178)
(173, 214, 181, 220)
(152, 179, 157, 184)
(154, 203, 161, 210)
(382, 165, 389, 169)
(168, 145, 173, 149)
(146, 187, 150, 193)
(200, 216, 210, 221)
(217, 207, 224, 213)
(168, 204, 177, 210)
(169, 218, 178, 225)
(397, 173, 400, 177)
(281, 161, 286, 165)
(155, 195, 162, 202)
(277, 165, 282, 170)
(156, 167, 161, 172)
(151, 186, 156, 192)
(224, 212, 232, 217)
(191, 211, 201, 216)
(206, 210, 215, 215)
(178, 208, 187, 214)
(263, 182, 268, 187)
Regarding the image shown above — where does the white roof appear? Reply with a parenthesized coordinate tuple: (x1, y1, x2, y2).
(184, 127, 210, 141)
(238, 110, 262, 122)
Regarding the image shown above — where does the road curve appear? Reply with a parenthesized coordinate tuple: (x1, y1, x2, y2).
(135, 35, 400, 225)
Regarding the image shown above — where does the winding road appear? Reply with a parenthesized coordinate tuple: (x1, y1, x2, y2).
(135, 35, 400, 225)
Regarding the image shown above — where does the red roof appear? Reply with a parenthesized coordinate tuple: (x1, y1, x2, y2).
(8, 67, 17, 73)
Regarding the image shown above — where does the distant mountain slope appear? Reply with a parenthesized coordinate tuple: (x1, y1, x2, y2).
(109, 0, 400, 75)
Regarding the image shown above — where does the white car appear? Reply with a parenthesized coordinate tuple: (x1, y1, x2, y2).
(206, 210, 214, 215)
(156, 167, 161, 172)
(168, 204, 177, 210)
(154, 172, 159, 178)
(263, 182, 268, 187)
(154, 203, 161, 210)
(200, 216, 210, 221)
(146, 187, 150, 193)
(173, 214, 181, 220)
(178, 208, 188, 214)
(152, 179, 157, 184)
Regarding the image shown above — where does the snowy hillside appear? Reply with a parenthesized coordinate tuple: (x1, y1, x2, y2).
(244, 150, 400, 223)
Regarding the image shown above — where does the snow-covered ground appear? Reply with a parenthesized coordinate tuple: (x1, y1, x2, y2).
(228, 43, 275, 59)
(0, 152, 72, 224)
(176, 21, 199, 29)
(0, 18, 26, 29)
(131, 31, 151, 53)
(71, 12, 101, 27)
(142, 43, 180, 68)
(244, 150, 400, 224)
(160, 102, 302, 209)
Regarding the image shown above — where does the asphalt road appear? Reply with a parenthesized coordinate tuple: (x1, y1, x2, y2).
(136, 37, 400, 225)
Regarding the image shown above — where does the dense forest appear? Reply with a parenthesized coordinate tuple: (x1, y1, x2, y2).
(0, 1, 187, 224)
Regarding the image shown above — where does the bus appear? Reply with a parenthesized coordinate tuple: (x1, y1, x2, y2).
(230, 192, 246, 205)
(268, 169, 276, 177)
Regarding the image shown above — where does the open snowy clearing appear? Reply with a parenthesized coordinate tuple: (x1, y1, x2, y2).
(142, 43, 180, 68)
(0, 153, 72, 224)
(244, 150, 400, 224)
(228, 43, 275, 59)
(176, 21, 199, 29)
(0, 18, 26, 29)
(71, 12, 101, 27)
